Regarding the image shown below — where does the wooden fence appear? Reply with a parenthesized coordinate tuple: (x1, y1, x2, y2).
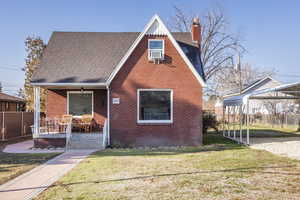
(0, 112, 34, 141)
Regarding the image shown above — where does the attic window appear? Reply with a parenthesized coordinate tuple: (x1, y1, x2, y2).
(148, 39, 164, 60)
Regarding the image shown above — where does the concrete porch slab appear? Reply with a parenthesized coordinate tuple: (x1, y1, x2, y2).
(2, 140, 65, 154)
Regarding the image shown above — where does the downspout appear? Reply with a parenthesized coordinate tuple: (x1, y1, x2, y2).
(106, 85, 110, 146)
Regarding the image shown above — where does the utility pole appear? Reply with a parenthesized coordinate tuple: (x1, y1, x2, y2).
(236, 53, 242, 94)
(0, 82, 2, 93)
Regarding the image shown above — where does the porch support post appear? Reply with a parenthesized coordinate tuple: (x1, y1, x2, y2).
(34, 86, 40, 135)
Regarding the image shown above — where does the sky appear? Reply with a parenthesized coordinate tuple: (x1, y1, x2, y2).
(1, 0, 300, 95)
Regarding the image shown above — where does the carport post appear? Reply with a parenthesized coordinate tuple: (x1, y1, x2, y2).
(246, 100, 250, 145)
(227, 106, 230, 137)
(222, 105, 225, 137)
(233, 106, 236, 139)
(239, 105, 243, 143)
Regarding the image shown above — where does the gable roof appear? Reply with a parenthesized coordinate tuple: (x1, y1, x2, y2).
(32, 15, 205, 87)
(0, 92, 24, 102)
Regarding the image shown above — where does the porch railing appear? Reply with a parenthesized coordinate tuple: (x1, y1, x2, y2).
(32, 117, 72, 136)
(65, 122, 72, 148)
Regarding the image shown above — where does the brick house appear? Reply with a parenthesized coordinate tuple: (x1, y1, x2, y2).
(31, 15, 206, 148)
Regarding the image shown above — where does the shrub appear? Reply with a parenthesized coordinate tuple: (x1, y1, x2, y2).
(203, 111, 219, 134)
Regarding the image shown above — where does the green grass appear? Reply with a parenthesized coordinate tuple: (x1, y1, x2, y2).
(0, 141, 60, 185)
(36, 133, 300, 200)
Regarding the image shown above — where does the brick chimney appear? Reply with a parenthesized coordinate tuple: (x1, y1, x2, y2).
(191, 17, 201, 45)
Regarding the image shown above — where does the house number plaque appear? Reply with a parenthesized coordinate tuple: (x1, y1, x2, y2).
(112, 98, 120, 104)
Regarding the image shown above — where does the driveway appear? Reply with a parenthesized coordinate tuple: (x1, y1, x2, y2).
(250, 137, 300, 160)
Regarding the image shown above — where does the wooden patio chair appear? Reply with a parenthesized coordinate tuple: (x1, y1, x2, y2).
(58, 115, 73, 132)
(81, 114, 93, 132)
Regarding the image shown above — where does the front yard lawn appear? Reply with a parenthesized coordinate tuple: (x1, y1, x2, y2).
(0, 141, 60, 185)
(36, 133, 300, 200)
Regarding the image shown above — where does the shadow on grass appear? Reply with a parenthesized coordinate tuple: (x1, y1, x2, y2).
(248, 129, 300, 138)
(224, 128, 300, 138)
(89, 133, 244, 158)
(0, 152, 60, 175)
(1, 165, 298, 193)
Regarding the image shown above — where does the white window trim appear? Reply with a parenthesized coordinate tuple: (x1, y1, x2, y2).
(148, 39, 164, 60)
(67, 91, 94, 118)
(137, 89, 173, 124)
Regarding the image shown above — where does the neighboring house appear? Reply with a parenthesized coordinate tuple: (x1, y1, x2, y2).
(223, 76, 281, 98)
(215, 76, 282, 116)
(31, 15, 205, 147)
(0, 92, 25, 112)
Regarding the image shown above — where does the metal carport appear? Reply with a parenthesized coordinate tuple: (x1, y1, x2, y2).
(222, 81, 300, 145)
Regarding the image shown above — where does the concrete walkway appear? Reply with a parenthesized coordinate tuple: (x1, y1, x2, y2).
(0, 150, 95, 200)
(3, 140, 65, 154)
(250, 137, 300, 160)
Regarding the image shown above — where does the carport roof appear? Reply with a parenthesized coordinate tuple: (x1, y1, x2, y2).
(223, 82, 300, 106)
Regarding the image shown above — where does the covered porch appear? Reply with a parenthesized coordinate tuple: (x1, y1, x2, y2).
(32, 85, 110, 149)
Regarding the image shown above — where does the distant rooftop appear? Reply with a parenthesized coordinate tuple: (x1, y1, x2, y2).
(0, 92, 24, 102)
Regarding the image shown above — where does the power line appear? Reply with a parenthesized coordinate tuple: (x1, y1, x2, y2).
(277, 74, 300, 78)
(0, 66, 23, 71)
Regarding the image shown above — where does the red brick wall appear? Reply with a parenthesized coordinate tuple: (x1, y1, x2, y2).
(46, 89, 107, 126)
(110, 35, 203, 147)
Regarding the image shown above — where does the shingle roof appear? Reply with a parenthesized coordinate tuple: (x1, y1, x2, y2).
(32, 32, 204, 84)
(0, 92, 24, 102)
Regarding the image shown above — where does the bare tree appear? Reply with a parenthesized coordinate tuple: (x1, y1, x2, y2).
(169, 6, 244, 81)
(211, 63, 276, 95)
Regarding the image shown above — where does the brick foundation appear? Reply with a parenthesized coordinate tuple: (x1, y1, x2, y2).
(34, 138, 66, 148)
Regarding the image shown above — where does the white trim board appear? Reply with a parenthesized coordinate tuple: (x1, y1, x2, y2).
(137, 88, 173, 124)
(67, 91, 94, 118)
(31, 83, 107, 86)
(106, 14, 206, 87)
